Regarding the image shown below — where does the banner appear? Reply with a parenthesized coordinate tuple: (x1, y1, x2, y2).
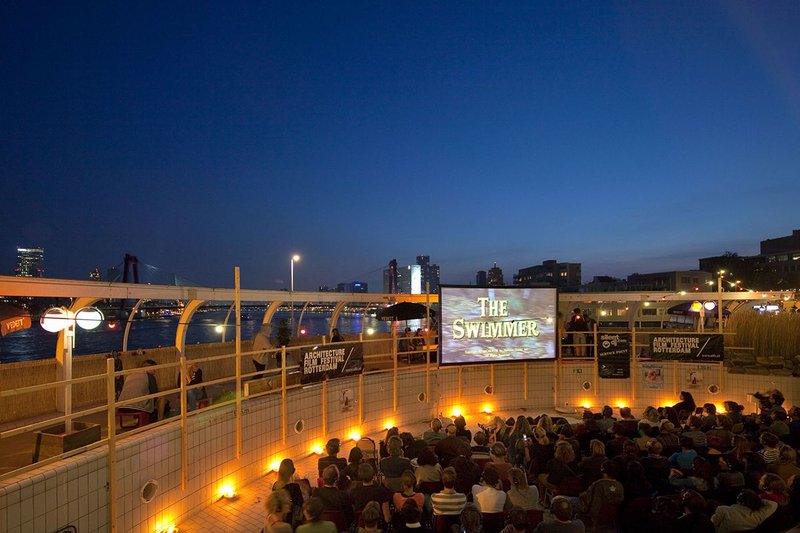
(641, 363, 664, 390)
(597, 332, 630, 378)
(649, 334, 724, 362)
(300, 342, 364, 384)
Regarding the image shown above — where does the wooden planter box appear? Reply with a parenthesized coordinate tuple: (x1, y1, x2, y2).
(33, 421, 102, 462)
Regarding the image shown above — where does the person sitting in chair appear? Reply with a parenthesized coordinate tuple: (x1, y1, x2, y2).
(118, 359, 166, 422)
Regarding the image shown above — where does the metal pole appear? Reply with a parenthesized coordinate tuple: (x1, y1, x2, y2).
(322, 380, 328, 438)
(235, 266, 242, 459)
(393, 325, 398, 413)
(425, 282, 431, 404)
(718, 274, 724, 334)
(631, 327, 637, 406)
(65, 323, 74, 433)
(523, 363, 528, 401)
(358, 373, 364, 427)
(281, 346, 287, 445)
(180, 356, 188, 491)
(593, 322, 598, 397)
(105, 358, 118, 533)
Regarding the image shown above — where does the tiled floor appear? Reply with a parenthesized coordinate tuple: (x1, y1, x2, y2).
(179, 474, 273, 532)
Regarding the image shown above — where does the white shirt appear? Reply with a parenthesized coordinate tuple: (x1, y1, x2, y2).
(472, 484, 507, 513)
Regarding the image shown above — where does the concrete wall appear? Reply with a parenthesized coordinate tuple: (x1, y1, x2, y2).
(0, 334, 394, 425)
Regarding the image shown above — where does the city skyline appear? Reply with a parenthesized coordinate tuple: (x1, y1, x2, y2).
(2, 3, 799, 290)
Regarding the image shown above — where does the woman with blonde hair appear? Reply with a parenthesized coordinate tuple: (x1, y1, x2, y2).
(529, 426, 554, 478)
(264, 489, 293, 533)
(536, 414, 554, 435)
(507, 467, 540, 510)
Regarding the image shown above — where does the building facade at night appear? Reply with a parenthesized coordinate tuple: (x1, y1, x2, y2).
(336, 281, 368, 293)
(513, 259, 582, 289)
(15, 246, 44, 277)
(415, 255, 440, 294)
(626, 270, 712, 292)
(487, 262, 504, 286)
(700, 229, 800, 290)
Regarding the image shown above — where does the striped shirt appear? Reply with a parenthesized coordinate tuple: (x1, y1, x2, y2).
(431, 491, 467, 516)
(759, 447, 780, 464)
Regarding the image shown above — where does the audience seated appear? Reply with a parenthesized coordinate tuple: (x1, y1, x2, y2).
(341, 447, 363, 488)
(451, 455, 482, 496)
(382, 435, 414, 488)
(577, 439, 606, 487)
(396, 499, 432, 533)
(577, 460, 624, 529)
(669, 437, 698, 471)
(424, 418, 445, 445)
(489, 442, 513, 481)
(710, 488, 777, 532)
(454, 415, 472, 443)
(297, 497, 338, 533)
(470, 431, 492, 462)
(318, 439, 348, 478)
(312, 465, 354, 525)
(392, 470, 425, 516)
(472, 465, 508, 513)
(500, 506, 530, 533)
(358, 501, 383, 533)
(272, 458, 305, 527)
(415, 447, 443, 484)
(459, 503, 482, 533)
(264, 489, 293, 533)
(431, 466, 467, 527)
(507, 467, 540, 510)
(351, 463, 392, 524)
(435, 424, 470, 468)
(267, 397, 800, 533)
(534, 496, 585, 533)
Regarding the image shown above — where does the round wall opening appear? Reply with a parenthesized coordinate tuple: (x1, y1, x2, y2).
(140, 480, 159, 503)
(294, 419, 305, 433)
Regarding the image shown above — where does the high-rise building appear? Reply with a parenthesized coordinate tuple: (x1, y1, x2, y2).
(476, 270, 487, 287)
(487, 263, 504, 287)
(336, 281, 368, 293)
(513, 260, 582, 289)
(398, 265, 422, 294)
(383, 259, 399, 293)
(89, 267, 101, 281)
(415, 255, 440, 293)
(15, 247, 44, 277)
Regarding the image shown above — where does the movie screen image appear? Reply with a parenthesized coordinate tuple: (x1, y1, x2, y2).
(439, 286, 557, 365)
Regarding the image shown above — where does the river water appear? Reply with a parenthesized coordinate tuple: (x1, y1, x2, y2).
(0, 310, 396, 363)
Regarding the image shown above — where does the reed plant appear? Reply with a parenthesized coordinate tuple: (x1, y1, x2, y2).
(729, 310, 800, 359)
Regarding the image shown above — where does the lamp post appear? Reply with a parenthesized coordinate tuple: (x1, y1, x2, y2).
(290, 254, 300, 335)
(717, 270, 725, 334)
(41, 306, 104, 432)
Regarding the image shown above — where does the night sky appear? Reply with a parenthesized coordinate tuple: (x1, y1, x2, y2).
(2, 2, 799, 290)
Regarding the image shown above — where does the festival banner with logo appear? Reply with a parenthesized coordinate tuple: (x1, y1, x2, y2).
(597, 332, 631, 378)
(300, 342, 364, 384)
(649, 334, 724, 362)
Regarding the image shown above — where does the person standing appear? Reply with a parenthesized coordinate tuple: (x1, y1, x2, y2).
(251, 323, 277, 383)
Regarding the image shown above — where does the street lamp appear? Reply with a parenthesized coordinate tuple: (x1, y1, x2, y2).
(41, 306, 104, 431)
(290, 254, 300, 335)
(717, 270, 725, 334)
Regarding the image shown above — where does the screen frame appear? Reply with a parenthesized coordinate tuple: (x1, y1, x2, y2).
(437, 284, 560, 367)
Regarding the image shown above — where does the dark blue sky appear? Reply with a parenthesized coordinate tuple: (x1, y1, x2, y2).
(2, 2, 799, 290)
